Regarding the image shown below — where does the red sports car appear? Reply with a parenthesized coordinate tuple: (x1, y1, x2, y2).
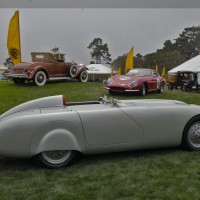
(105, 68, 165, 96)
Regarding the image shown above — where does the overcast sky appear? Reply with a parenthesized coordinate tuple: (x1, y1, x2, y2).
(1, 8, 200, 65)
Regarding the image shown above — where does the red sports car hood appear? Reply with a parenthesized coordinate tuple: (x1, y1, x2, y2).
(109, 75, 142, 85)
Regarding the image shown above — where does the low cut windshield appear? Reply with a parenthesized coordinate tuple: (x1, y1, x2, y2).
(126, 69, 152, 77)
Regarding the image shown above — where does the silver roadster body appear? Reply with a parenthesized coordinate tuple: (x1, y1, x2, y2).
(0, 95, 200, 168)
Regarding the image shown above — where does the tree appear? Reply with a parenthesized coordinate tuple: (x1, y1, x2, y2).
(4, 58, 13, 70)
(144, 50, 185, 72)
(87, 38, 111, 64)
(174, 26, 200, 60)
(51, 47, 59, 52)
(111, 54, 126, 74)
(111, 53, 144, 74)
(163, 40, 177, 51)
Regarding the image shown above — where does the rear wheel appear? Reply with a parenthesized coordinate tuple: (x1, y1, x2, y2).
(182, 116, 200, 151)
(78, 70, 88, 82)
(34, 71, 47, 86)
(181, 85, 186, 92)
(140, 84, 147, 96)
(158, 84, 164, 93)
(35, 150, 79, 168)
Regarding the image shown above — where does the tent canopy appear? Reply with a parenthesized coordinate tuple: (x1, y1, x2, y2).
(168, 55, 200, 74)
(0, 66, 7, 70)
(87, 64, 111, 74)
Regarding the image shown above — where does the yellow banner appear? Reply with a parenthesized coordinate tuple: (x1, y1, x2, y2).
(117, 66, 121, 75)
(155, 64, 158, 73)
(7, 10, 21, 66)
(162, 66, 166, 77)
(125, 47, 133, 74)
(110, 68, 114, 77)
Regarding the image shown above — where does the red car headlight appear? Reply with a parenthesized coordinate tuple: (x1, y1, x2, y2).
(106, 77, 113, 85)
(128, 80, 138, 87)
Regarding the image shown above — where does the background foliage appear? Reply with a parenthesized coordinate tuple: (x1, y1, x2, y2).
(111, 26, 200, 74)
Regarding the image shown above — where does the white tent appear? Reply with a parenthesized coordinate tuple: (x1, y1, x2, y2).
(87, 64, 111, 74)
(168, 55, 200, 74)
(87, 64, 111, 82)
(0, 65, 7, 80)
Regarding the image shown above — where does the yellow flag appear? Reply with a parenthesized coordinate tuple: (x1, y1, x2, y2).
(7, 10, 21, 65)
(155, 64, 158, 73)
(162, 66, 166, 77)
(110, 68, 114, 76)
(125, 47, 133, 74)
(117, 66, 121, 75)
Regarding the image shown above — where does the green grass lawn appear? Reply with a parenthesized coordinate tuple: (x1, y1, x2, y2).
(0, 80, 200, 200)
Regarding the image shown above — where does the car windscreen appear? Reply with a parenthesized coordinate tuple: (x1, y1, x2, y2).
(126, 69, 151, 77)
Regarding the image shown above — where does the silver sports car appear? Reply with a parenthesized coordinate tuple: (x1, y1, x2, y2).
(0, 95, 200, 168)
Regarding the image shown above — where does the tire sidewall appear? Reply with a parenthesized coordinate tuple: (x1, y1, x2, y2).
(79, 70, 88, 82)
(35, 151, 79, 169)
(34, 71, 47, 86)
(140, 84, 146, 96)
(159, 84, 164, 93)
(69, 65, 78, 77)
(182, 115, 200, 151)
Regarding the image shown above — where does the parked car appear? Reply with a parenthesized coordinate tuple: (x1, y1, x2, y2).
(0, 95, 200, 168)
(8, 52, 88, 86)
(105, 68, 165, 95)
(167, 71, 200, 93)
(1, 69, 9, 80)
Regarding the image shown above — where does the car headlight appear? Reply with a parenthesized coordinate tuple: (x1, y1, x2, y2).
(128, 80, 138, 87)
(24, 69, 34, 74)
(106, 78, 113, 84)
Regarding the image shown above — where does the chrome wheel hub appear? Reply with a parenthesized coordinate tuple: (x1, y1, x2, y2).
(42, 150, 71, 164)
(37, 75, 44, 83)
(188, 122, 200, 147)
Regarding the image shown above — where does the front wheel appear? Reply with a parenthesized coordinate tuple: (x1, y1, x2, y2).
(182, 116, 200, 151)
(181, 85, 186, 92)
(34, 71, 47, 86)
(35, 150, 79, 168)
(78, 70, 88, 82)
(139, 84, 147, 96)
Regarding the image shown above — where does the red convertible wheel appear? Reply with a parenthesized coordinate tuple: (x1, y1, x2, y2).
(36, 150, 79, 168)
(158, 84, 164, 93)
(182, 116, 200, 151)
(140, 84, 147, 96)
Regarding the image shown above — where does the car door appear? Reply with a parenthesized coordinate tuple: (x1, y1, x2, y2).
(78, 107, 143, 146)
(148, 72, 160, 90)
(56, 63, 68, 77)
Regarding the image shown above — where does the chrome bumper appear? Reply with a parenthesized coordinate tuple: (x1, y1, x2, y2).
(105, 87, 139, 92)
(8, 74, 28, 78)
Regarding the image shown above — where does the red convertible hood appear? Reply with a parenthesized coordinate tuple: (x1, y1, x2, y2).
(111, 75, 141, 85)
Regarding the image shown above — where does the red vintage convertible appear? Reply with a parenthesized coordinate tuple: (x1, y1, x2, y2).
(105, 68, 165, 96)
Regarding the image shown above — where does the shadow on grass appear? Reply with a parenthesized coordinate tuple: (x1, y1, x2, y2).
(0, 147, 183, 170)
(7, 79, 86, 88)
(77, 147, 183, 165)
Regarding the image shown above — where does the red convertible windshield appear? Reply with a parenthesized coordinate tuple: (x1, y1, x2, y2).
(126, 69, 152, 77)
